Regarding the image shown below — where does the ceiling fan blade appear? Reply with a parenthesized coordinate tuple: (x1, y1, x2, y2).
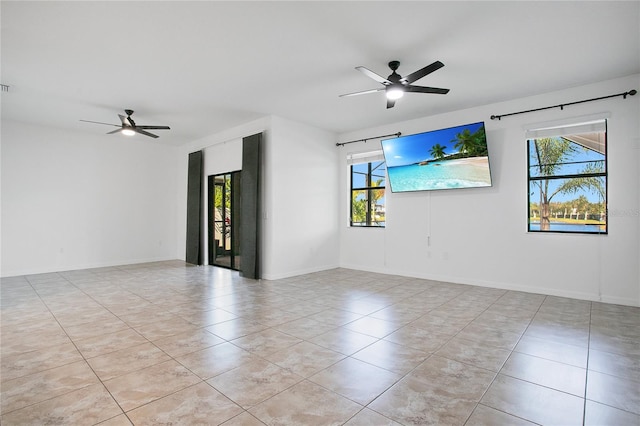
(136, 125, 171, 130)
(83, 111, 166, 138)
(401, 61, 445, 84)
(79, 119, 120, 127)
(406, 85, 450, 94)
(386, 99, 396, 109)
(339, 87, 385, 97)
(356, 66, 391, 85)
(134, 128, 159, 138)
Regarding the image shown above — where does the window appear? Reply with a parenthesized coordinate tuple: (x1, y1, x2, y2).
(527, 119, 607, 234)
(349, 154, 386, 227)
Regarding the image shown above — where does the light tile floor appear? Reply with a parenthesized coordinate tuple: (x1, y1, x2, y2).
(1, 261, 639, 425)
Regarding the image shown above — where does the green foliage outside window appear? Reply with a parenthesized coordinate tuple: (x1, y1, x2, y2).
(351, 161, 386, 227)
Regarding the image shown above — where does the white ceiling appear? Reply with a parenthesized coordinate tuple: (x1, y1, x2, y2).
(2, 1, 639, 146)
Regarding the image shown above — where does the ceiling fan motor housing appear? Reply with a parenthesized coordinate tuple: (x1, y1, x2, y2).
(387, 61, 403, 83)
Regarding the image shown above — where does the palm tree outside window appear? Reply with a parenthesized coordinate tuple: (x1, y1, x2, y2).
(527, 119, 607, 234)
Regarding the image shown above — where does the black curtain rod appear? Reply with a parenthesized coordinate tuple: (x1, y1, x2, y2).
(336, 132, 401, 147)
(490, 89, 637, 121)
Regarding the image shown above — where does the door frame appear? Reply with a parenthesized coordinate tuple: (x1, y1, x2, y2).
(207, 170, 241, 270)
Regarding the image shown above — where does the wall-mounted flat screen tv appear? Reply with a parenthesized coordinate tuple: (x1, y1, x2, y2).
(381, 121, 492, 193)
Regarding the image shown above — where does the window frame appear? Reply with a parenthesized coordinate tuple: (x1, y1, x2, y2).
(350, 160, 386, 228)
(526, 120, 608, 235)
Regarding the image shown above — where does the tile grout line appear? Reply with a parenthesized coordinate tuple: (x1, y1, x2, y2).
(582, 300, 593, 426)
(1, 280, 128, 423)
(39, 268, 186, 425)
(465, 293, 547, 425)
(63, 271, 143, 426)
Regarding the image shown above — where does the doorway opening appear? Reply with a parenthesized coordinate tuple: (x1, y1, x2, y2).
(208, 171, 241, 270)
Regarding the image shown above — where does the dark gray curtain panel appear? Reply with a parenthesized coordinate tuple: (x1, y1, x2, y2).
(240, 133, 262, 279)
(185, 150, 203, 265)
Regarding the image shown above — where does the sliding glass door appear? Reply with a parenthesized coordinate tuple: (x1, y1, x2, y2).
(208, 171, 241, 270)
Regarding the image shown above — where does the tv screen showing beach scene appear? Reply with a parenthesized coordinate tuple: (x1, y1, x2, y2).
(381, 122, 492, 193)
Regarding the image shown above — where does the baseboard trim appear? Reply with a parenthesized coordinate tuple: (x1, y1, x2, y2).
(261, 263, 341, 281)
(1, 256, 179, 278)
(338, 263, 640, 308)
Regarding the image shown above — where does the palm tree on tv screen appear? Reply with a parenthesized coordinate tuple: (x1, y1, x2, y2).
(429, 143, 446, 160)
(451, 126, 488, 157)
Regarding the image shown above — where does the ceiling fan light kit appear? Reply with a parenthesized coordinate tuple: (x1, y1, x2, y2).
(386, 87, 404, 100)
(80, 109, 170, 138)
(340, 60, 449, 109)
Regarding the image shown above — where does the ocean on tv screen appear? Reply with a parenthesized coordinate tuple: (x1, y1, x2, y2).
(387, 157, 491, 192)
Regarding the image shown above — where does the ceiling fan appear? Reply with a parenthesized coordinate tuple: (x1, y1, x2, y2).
(340, 60, 449, 109)
(80, 109, 170, 138)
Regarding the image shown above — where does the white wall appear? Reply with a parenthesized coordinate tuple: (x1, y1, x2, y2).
(1, 121, 181, 276)
(203, 138, 243, 176)
(339, 74, 640, 306)
(262, 116, 340, 279)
